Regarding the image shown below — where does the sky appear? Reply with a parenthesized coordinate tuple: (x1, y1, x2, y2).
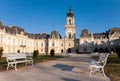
(0, 0, 120, 38)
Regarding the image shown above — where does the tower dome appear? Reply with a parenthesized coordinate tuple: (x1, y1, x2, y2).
(67, 7, 74, 17)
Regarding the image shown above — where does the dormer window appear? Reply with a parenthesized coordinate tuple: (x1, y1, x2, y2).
(52, 35, 55, 39)
(21, 31, 24, 35)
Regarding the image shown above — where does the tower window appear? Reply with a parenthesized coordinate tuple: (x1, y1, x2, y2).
(69, 43, 70, 46)
(61, 43, 63, 46)
(69, 33, 72, 39)
(69, 19, 72, 25)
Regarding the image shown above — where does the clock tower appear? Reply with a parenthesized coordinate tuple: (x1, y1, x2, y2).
(65, 7, 76, 39)
(64, 7, 76, 53)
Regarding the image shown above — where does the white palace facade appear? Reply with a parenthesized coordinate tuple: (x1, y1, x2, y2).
(0, 8, 120, 54)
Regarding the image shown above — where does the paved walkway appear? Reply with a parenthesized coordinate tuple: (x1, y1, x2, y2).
(0, 54, 110, 81)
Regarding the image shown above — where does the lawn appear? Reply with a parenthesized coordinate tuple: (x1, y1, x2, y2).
(33, 55, 62, 63)
(0, 55, 62, 71)
(92, 54, 120, 81)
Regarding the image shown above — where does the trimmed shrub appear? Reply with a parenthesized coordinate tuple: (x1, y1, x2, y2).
(17, 50, 20, 53)
(33, 50, 39, 58)
(76, 49, 79, 54)
(116, 46, 120, 58)
(0, 47, 3, 60)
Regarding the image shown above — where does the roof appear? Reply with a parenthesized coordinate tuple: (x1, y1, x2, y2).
(50, 30, 62, 39)
(67, 7, 74, 17)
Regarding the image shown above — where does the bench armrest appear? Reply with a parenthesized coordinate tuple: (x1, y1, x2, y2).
(26, 56, 33, 60)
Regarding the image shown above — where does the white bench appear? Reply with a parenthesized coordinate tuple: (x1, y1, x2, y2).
(89, 53, 109, 77)
(5, 54, 33, 71)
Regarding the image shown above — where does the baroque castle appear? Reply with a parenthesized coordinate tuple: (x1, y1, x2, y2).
(0, 8, 120, 54)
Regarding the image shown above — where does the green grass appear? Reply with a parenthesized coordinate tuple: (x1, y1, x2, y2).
(92, 54, 120, 81)
(33, 55, 62, 63)
(0, 55, 62, 71)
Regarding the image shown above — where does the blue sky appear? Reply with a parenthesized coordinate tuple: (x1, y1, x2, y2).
(0, 0, 120, 38)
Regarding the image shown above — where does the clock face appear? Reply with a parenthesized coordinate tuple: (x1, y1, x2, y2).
(67, 31, 72, 33)
(67, 28, 72, 31)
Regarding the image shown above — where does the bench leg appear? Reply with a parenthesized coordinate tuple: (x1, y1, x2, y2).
(7, 63, 17, 71)
(31, 61, 33, 66)
(15, 63, 17, 71)
(89, 67, 93, 76)
(7, 64, 10, 70)
(25, 61, 33, 67)
(28, 61, 34, 66)
(102, 67, 106, 77)
(25, 62, 28, 66)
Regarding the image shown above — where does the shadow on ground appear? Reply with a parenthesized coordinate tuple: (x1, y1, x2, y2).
(62, 78, 80, 81)
(53, 64, 74, 71)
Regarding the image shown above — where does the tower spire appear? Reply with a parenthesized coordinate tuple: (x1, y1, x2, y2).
(65, 7, 76, 39)
(67, 6, 74, 17)
(69, 6, 72, 12)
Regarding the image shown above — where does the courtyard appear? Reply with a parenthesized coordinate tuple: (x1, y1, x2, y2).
(0, 54, 110, 81)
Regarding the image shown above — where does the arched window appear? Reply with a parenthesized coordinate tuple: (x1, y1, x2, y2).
(61, 43, 63, 46)
(69, 33, 71, 39)
(61, 49, 63, 53)
(83, 41, 87, 46)
(69, 42, 70, 46)
(95, 42, 98, 46)
(69, 19, 72, 25)
(52, 35, 55, 39)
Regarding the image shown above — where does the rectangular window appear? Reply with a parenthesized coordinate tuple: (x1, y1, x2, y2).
(83, 48, 87, 52)
(13, 39, 15, 45)
(52, 43, 54, 47)
(41, 43, 43, 47)
(0, 37, 2, 43)
(36, 42, 38, 47)
(41, 49, 43, 52)
(61, 43, 63, 46)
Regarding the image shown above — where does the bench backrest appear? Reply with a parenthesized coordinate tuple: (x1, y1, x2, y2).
(98, 53, 109, 66)
(6, 54, 27, 61)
